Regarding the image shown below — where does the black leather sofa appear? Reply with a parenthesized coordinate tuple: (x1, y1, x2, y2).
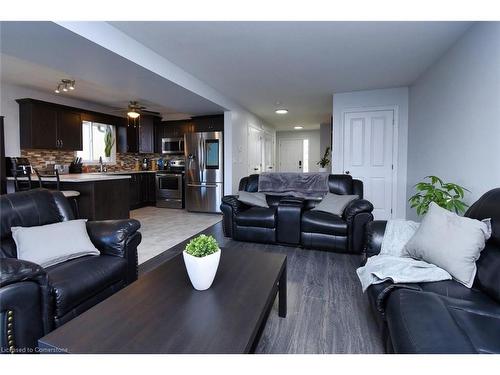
(364, 188, 500, 353)
(0, 189, 141, 354)
(221, 174, 374, 253)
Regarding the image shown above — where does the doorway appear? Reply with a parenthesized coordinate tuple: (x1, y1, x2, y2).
(278, 139, 304, 172)
(343, 110, 395, 219)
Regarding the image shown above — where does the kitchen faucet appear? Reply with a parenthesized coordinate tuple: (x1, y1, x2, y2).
(99, 156, 107, 173)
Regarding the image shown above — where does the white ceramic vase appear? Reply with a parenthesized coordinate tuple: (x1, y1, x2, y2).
(318, 167, 328, 173)
(182, 249, 221, 291)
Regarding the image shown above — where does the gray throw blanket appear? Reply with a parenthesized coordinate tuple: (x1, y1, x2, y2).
(258, 172, 329, 198)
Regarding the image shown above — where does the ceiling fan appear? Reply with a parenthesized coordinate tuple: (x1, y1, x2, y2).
(124, 101, 160, 118)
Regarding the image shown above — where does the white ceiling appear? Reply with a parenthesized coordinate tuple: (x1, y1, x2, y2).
(110, 21, 472, 130)
(0, 22, 226, 119)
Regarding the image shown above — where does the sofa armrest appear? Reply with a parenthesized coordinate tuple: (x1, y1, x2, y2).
(1, 258, 52, 352)
(86, 219, 141, 284)
(343, 199, 374, 223)
(0, 258, 46, 288)
(221, 195, 249, 215)
(86, 219, 141, 257)
(364, 220, 387, 258)
(220, 195, 251, 238)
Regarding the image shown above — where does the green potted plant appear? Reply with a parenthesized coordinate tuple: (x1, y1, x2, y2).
(317, 146, 331, 172)
(104, 126, 115, 159)
(408, 175, 469, 216)
(183, 234, 221, 290)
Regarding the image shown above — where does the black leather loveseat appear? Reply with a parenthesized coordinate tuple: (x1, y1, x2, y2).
(0, 189, 141, 354)
(364, 188, 500, 353)
(221, 174, 374, 253)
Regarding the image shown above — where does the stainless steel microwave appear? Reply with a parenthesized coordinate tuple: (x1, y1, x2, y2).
(161, 137, 184, 155)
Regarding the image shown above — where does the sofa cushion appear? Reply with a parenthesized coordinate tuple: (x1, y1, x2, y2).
(47, 255, 127, 318)
(237, 191, 269, 208)
(312, 193, 358, 216)
(404, 202, 491, 288)
(301, 210, 347, 236)
(235, 207, 276, 229)
(386, 288, 500, 353)
(13, 219, 100, 268)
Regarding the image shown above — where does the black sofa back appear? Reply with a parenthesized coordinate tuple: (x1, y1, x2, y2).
(0, 189, 74, 258)
(466, 188, 500, 303)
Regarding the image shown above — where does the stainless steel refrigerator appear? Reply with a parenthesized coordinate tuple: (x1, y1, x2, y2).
(184, 131, 223, 213)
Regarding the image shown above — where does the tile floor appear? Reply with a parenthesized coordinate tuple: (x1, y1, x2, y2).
(130, 206, 222, 264)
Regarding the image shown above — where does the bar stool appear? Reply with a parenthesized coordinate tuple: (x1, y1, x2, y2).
(13, 170, 33, 192)
(34, 168, 80, 218)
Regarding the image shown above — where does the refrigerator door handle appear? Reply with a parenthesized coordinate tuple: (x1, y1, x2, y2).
(187, 183, 218, 188)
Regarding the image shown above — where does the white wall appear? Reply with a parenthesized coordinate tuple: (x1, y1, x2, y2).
(332, 87, 409, 219)
(407, 22, 500, 220)
(0, 82, 122, 156)
(319, 122, 332, 159)
(276, 130, 321, 173)
(224, 109, 275, 194)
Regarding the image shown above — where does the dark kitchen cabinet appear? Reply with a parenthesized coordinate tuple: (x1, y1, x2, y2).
(192, 115, 224, 132)
(126, 124, 139, 153)
(17, 99, 83, 151)
(123, 115, 159, 154)
(57, 110, 82, 150)
(139, 115, 154, 153)
(119, 172, 156, 210)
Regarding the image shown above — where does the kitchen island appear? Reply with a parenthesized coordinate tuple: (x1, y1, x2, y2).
(7, 173, 132, 220)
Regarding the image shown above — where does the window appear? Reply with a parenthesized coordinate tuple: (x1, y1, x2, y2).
(303, 139, 309, 172)
(77, 121, 116, 164)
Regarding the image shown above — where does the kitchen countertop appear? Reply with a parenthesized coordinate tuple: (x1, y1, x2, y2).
(7, 173, 132, 183)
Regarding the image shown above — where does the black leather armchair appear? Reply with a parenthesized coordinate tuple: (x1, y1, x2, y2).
(0, 189, 141, 354)
(221, 174, 374, 253)
(363, 188, 500, 353)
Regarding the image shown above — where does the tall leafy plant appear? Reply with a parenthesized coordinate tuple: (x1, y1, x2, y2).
(317, 146, 331, 168)
(104, 126, 115, 158)
(409, 175, 469, 216)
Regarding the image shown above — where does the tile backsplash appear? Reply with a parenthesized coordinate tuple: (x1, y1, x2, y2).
(21, 149, 164, 172)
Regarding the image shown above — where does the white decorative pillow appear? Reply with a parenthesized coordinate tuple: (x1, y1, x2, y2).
(404, 202, 491, 288)
(312, 193, 359, 216)
(380, 219, 420, 257)
(12, 219, 100, 268)
(237, 191, 269, 208)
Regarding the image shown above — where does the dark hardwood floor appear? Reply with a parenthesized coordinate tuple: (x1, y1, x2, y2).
(139, 222, 384, 354)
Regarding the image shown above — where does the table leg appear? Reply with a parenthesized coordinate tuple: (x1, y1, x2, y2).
(278, 261, 287, 318)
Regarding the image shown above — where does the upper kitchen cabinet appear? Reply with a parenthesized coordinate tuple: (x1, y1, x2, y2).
(125, 115, 159, 153)
(192, 114, 224, 132)
(57, 110, 82, 150)
(17, 99, 83, 151)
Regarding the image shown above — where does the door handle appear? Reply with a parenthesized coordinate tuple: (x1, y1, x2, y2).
(345, 170, 350, 175)
(188, 184, 218, 188)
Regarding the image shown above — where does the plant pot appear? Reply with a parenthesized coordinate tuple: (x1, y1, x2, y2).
(318, 167, 328, 173)
(182, 249, 221, 291)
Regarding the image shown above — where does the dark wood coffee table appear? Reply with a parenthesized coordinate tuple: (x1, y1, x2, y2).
(38, 247, 287, 353)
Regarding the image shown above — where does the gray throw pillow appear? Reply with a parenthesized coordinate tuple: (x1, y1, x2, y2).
(12, 219, 100, 268)
(312, 193, 359, 216)
(237, 191, 269, 208)
(404, 202, 491, 288)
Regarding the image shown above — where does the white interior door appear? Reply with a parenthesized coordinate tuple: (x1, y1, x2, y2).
(343, 110, 394, 219)
(279, 139, 303, 172)
(263, 133, 275, 173)
(248, 126, 263, 174)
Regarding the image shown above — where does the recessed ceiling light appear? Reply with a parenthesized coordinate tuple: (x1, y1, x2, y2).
(275, 109, 288, 114)
(294, 126, 303, 130)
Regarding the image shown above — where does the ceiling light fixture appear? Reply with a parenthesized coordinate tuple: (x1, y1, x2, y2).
(127, 110, 140, 119)
(275, 109, 288, 114)
(294, 126, 303, 130)
(54, 79, 76, 94)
